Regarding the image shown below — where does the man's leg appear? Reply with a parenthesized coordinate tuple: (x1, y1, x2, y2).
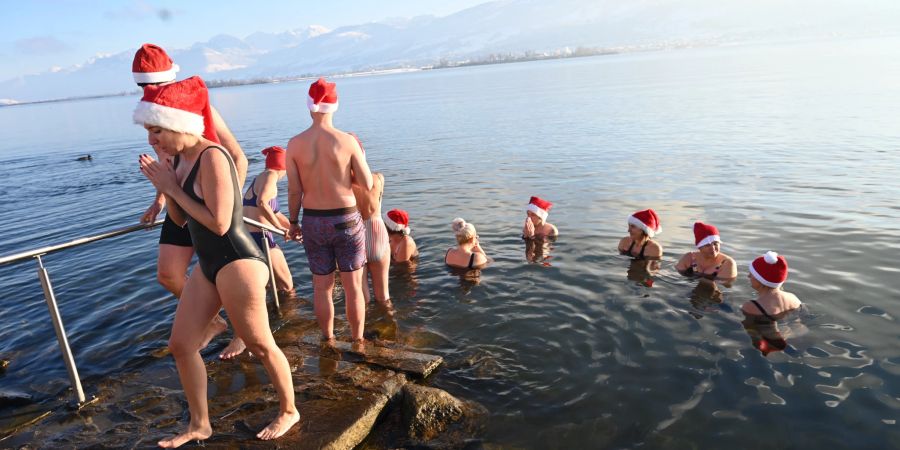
(338, 269, 365, 341)
(313, 273, 336, 340)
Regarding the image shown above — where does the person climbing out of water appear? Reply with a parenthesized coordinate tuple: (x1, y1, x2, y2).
(445, 218, 488, 269)
(618, 208, 663, 260)
(136, 77, 298, 447)
(242, 145, 294, 298)
(132, 43, 250, 359)
(286, 78, 373, 345)
(675, 221, 737, 280)
(348, 134, 391, 308)
(522, 196, 558, 239)
(384, 209, 418, 263)
(740, 251, 802, 355)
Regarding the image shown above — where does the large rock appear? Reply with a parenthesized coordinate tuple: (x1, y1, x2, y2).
(401, 384, 487, 446)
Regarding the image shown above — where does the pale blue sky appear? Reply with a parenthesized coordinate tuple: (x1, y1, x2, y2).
(0, 0, 489, 81)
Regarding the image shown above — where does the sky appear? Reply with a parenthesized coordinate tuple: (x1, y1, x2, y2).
(0, 0, 490, 81)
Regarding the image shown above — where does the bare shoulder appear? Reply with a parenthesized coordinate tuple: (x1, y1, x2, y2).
(782, 291, 802, 308)
(546, 223, 559, 236)
(646, 240, 663, 257)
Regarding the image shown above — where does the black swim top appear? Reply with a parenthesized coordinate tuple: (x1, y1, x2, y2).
(445, 248, 478, 269)
(684, 253, 722, 278)
(182, 146, 265, 283)
(751, 300, 778, 321)
(621, 239, 648, 260)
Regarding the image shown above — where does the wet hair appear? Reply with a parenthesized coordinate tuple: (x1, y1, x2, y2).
(452, 218, 476, 244)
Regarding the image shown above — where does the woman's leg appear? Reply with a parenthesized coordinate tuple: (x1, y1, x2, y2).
(217, 259, 299, 440)
(269, 247, 294, 292)
(370, 249, 391, 308)
(158, 269, 223, 448)
(158, 244, 228, 349)
(156, 244, 193, 297)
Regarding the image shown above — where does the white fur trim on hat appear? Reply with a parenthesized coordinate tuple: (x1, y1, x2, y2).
(627, 215, 659, 238)
(696, 235, 721, 249)
(749, 264, 783, 288)
(526, 203, 548, 221)
(384, 214, 409, 234)
(133, 100, 204, 136)
(307, 96, 339, 114)
(133, 64, 180, 84)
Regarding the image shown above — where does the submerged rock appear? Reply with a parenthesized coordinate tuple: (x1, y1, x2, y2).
(401, 384, 488, 447)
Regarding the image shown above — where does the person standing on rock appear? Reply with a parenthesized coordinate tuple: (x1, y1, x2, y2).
(136, 76, 298, 446)
(348, 134, 392, 309)
(286, 78, 373, 344)
(132, 43, 250, 358)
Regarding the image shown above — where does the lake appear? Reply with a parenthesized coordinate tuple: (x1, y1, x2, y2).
(1, 35, 898, 448)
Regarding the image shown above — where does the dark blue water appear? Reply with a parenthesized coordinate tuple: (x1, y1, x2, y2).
(1, 36, 899, 447)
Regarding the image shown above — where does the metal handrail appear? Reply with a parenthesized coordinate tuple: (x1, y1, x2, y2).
(0, 216, 290, 405)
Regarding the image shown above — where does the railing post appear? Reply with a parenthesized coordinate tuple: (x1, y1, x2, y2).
(262, 230, 280, 309)
(35, 254, 86, 404)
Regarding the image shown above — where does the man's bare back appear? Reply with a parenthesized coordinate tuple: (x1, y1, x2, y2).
(352, 172, 384, 220)
(287, 126, 372, 210)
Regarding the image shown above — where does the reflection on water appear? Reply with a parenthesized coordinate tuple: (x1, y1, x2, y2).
(1, 37, 899, 447)
(524, 237, 555, 266)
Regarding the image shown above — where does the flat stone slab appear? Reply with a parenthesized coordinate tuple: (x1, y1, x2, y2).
(300, 335, 443, 378)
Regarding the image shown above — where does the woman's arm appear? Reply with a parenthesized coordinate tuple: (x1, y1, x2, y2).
(210, 106, 247, 187)
(674, 252, 692, 272)
(255, 172, 284, 229)
(151, 150, 234, 235)
(719, 255, 738, 279)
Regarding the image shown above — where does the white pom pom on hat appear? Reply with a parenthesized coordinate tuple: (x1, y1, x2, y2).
(750, 250, 789, 288)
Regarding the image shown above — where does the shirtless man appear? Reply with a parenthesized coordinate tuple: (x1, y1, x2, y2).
(287, 78, 373, 343)
(132, 43, 249, 358)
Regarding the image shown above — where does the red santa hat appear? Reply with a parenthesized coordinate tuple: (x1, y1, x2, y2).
(628, 209, 662, 238)
(307, 78, 339, 113)
(693, 222, 721, 248)
(749, 251, 789, 288)
(385, 209, 410, 235)
(526, 196, 553, 221)
(132, 43, 180, 84)
(262, 146, 286, 171)
(133, 76, 217, 142)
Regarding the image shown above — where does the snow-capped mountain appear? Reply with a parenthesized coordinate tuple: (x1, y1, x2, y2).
(1, 0, 896, 103)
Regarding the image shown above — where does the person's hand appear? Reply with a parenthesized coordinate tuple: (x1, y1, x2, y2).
(523, 218, 535, 238)
(288, 223, 303, 243)
(139, 154, 178, 195)
(140, 199, 164, 224)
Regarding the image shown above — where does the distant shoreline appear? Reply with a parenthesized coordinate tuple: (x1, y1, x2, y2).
(0, 46, 639, 108)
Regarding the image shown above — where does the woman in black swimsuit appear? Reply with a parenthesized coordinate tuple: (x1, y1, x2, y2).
(445, 217, 488, 269)
(675, 221, 737, 280)
(618, 208, 663, 260)
(136, 77, 298, 447)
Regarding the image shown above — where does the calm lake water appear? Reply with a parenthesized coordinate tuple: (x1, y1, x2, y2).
(1, 36, 899, 448)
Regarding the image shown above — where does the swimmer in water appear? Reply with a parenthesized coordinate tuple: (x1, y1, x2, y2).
(618, 209, 662, 260)
(675, 222, 737, 280)
(522, 196, 558, 239)
(385, 209, 418, 263)
(445, 218, 488, 270)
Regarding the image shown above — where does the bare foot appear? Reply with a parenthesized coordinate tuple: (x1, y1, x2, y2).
(158, 424, 212, 448)
(257, 410, 300, 440)
(219, 337, 246, 360)
(201, 315, 228, 349)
